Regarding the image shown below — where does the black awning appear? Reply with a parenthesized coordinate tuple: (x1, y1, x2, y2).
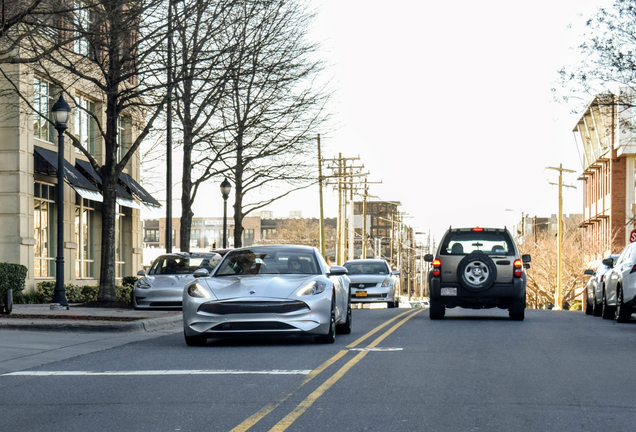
(119, 173, 161, 207)
(34, 146, 99, 192)
(75, 159, 134, 200)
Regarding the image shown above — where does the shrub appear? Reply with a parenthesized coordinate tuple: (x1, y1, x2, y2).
(122, 276, 138, 287)
(0, 262, 28, 303)
(116, 284, 133, 304)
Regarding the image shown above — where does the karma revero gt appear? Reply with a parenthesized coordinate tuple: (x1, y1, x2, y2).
(182, 245, 352, 345)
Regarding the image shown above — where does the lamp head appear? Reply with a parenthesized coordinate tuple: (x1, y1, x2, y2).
(220, 178, 232, 199)
(51, 95, 71, 126)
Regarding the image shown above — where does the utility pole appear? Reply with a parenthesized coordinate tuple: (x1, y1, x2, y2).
(547, 164, 576, 311)
(317, 134, 326, 259)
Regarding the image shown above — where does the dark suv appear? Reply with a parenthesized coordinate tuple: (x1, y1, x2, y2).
(424, 227, 531, 320)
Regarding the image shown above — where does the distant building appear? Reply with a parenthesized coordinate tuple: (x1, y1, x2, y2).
(353, 200, 402, 264)
(143, 216, 261, 249)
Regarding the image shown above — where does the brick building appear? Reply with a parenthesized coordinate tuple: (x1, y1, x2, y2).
(574, 93, 635, 258)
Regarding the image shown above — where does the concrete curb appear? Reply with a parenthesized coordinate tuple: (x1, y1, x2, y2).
(0, 314, 183, 333)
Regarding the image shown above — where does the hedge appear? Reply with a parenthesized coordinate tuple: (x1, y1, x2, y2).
(14, 280, 137, 305)
(0, 262, 27, 302)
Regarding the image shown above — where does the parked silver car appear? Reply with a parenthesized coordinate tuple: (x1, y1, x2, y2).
(343, 259, 400, 308)
(132, 252, 222, 310)
(602, 245, 636, 322)
(584, 254, 619, 317)
(182, 245, 352, 346)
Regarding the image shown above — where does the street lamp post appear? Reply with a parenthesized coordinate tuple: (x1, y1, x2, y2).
(220, 178, 231, 248)
(51, 95, 71, 310)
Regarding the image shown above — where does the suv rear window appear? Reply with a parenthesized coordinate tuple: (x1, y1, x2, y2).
(440, 231, 514, 256)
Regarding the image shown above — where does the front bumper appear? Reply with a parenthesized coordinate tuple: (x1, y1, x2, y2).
(133, 286, 183, 309)
(183, 295, 332, 338)
(350, 286, 395, 303)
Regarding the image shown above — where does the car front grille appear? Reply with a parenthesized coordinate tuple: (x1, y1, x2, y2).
(148, 301, 182, 307)
(350, 283, 379, 289)
(198, 301, 309, 315)
(211, 322, 297, 331)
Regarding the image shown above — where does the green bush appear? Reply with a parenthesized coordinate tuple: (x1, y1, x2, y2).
(0, 262, 28, 303)
(122, 276, 138, 287)
(116, 284, 133, 304)
(15, 281, 134, 305)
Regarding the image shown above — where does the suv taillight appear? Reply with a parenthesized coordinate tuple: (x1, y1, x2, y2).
(432, 259, 441, 277)
(514, 259, 523, 277)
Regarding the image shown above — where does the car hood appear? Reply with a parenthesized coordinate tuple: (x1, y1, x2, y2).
(347, 274, 391, 283)
(203, 275, 317, 300)
(142, 274, 195, 288)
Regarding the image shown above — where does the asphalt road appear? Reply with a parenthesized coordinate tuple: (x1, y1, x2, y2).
(1, 307, 636, 432)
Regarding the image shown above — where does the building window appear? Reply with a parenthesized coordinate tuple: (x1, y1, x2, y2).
(75, 196, 95, 278)
(244, 229, 254, 246)
(144, 229, 159, 243)
(33, 78, 57, 143)
(34, 182, 56, 278)
(74, 1, 95, 58)
(190, 229, 201, 247)
(115, 205, 126, 278)
(116, 116, 128, 163)
(75, 96, 96, 155)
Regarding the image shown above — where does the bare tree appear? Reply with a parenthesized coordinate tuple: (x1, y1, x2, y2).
(218, 0, 330, 248)
(557, 0, 636, 121)
(171, 0, 238, 252)
(2, 0, 171, 300)
(520, 218, 592, 309)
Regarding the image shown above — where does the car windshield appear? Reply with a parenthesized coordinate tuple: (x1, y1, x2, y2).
(148, 255, 214, 275)
(344, 262, 389, 275)
(215, 248, 319, 276)
(440, 231, 514, 256)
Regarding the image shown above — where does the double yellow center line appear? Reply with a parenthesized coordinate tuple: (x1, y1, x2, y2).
(230, 308, 423, 432)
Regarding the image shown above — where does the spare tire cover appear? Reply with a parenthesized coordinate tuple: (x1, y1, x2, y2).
(457, 253, 497, 292)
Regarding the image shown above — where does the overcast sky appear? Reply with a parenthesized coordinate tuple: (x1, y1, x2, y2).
(147, 0, 618, 244)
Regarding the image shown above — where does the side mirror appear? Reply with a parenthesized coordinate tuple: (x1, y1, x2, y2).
(329, 266, 348, 276)
(193, 268, 209, 278)
(602, 258, 614, 268)
(137, 269, 146, 277)
(392, 270, 401, 276)
(524, 263, 531, 269)
(424, 254, 434, 262)
(584, 269, 595, 275)
(522, 254, 531, 263)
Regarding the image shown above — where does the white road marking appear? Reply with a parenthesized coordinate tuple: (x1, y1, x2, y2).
(349, 347, 403, 352)
(1, 369, 312, 377)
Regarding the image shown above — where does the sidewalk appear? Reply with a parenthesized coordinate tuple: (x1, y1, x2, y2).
(0, 304, 182, 333)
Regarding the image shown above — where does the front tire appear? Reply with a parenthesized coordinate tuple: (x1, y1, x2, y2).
(602, 291, 615, 320)
(429, 298, 445, 319)
(616, 288, 632, 323)
(585, 294, 593, 315)
(336, 301, 352, 334)
(317, 303, 336, 343)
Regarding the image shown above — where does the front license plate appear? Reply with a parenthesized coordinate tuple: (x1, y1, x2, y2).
(355, 291, 367, 297)
(441, 288, 457, 296)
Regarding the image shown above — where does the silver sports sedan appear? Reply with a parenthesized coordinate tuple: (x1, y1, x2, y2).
(132, 252, 222, 310)
(182, 245, 352, 346)
(343, 259, 401, 308)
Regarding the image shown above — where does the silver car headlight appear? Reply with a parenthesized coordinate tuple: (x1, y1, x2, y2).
(298, 280, 327, 296)
(381, 278, 392, 287)
(136, 279, 152, 289)
(187, 283, 211, 299)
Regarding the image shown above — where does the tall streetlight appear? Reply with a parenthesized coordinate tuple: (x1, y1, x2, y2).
(220, 178, 231, 248)
(51, 95, 71, 310)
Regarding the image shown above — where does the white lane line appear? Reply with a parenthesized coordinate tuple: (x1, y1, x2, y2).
(2, 370, 312, 377)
